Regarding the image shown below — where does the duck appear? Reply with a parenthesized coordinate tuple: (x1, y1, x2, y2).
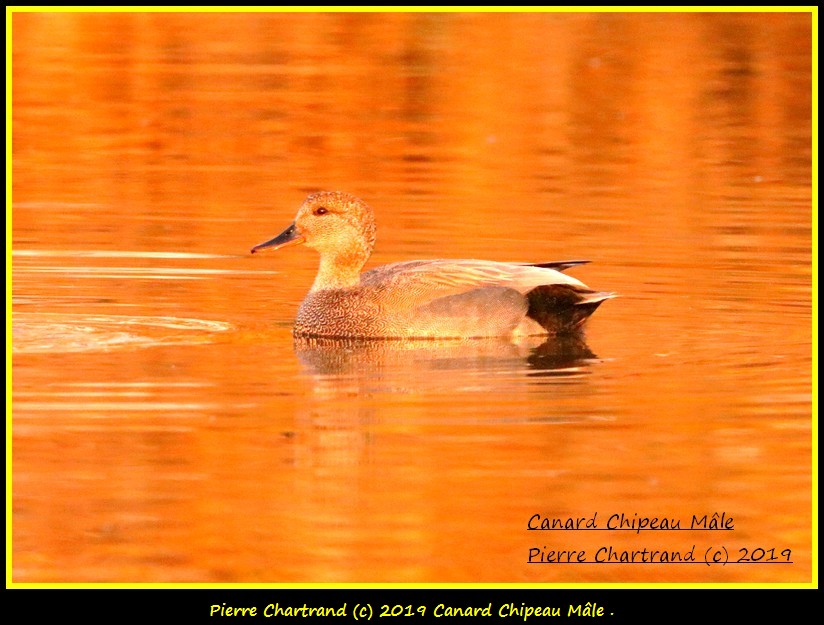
(251, 191, 614, 339)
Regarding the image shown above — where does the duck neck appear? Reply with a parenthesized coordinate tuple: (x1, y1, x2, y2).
(310, 250, 368, 291)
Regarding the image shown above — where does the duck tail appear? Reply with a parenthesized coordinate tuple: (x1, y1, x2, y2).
(526, 285, 616, 333)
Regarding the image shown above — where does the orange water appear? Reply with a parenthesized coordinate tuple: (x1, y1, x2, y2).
(11, 11, 813, 583)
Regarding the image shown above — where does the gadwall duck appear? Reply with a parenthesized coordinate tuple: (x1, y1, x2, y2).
(251, 191, 614, 339)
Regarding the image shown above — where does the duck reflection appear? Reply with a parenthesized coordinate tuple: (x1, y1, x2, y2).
(286, 334, 604, 508)
(293, 333, 598, 379)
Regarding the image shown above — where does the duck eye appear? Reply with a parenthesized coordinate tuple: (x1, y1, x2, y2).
(314, 207, 328, 216)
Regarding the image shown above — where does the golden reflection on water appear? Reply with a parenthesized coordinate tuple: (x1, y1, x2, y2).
(11, 11, 812, 583)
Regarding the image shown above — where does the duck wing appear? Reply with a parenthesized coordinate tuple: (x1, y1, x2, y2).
(360, 259, 614, 335)
(528, 260, 590, 272)
(361, 259, 589, 295)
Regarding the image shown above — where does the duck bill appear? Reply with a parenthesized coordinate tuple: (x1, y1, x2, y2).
(250, 223, 306, 254)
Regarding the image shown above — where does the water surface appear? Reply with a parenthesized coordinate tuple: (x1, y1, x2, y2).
(11, 11, 813, 584)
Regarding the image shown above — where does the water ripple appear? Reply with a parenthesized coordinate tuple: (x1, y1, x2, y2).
(12, 312, 232, 354)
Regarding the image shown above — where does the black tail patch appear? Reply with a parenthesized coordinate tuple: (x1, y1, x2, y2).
(526, 284, 608, 334)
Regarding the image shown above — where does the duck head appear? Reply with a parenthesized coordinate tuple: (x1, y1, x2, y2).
(251, 191, 377, 289)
